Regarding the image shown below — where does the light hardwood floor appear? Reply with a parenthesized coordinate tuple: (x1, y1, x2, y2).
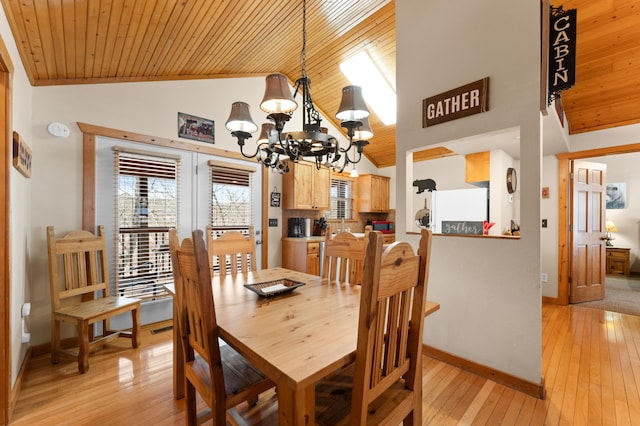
(9, 302, 640, 425)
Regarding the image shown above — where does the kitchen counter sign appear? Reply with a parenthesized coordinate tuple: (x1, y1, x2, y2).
(548, 6, 577, 105)
(422, 77, 489, 127)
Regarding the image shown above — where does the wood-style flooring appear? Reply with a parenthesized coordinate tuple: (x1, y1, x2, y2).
(9, 302, 640, 425)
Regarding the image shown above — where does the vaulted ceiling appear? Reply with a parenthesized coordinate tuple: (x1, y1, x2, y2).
(0, 0, 636, 167)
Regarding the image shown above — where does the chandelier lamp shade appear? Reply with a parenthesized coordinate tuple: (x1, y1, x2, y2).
(225, 0, 372, 173)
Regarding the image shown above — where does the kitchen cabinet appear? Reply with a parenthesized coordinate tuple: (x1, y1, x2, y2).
(358, 174, 390, 212)
(282, 238, 321, 275)
(282, 161, 330, 210)
(606, 247, 630, 275)
(465, 151, 490, 183)
(382, 234, 395, 245)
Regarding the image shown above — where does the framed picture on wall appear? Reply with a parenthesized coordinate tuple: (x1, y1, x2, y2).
(178, 112, 215, 144)
(606, 182, 627, 209)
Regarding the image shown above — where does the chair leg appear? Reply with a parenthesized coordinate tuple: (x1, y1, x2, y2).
(186, 380, 198, 426)
(77, 320, 90, 374)
(51, 319, 60, 364)
(246, 395, 258, 407)
(132, 307, 140, 348)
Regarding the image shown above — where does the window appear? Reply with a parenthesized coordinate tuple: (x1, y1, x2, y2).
(209, 162, 256, 272)
(327, 177, 354, 220)
(114, 148, 179, 299)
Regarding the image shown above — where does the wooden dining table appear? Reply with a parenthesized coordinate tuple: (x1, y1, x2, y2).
(165, 266, 440, 425)
(165, 267, 362, 425)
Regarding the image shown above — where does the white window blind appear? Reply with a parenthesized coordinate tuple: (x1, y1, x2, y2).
(328, 177, 354, 220)
(209, 163, 253, 230)
(114, 148, 179, 299)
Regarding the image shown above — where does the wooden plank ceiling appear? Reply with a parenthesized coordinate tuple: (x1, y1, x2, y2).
(0, 0, 637, 167)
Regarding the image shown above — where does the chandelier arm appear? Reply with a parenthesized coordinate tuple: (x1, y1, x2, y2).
(232, 131, 264, 159)
(333, 152, 349, 174)
(342, 139, 369, 164)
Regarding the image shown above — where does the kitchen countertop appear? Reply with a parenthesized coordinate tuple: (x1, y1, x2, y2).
(282, 232, 393, 242)
(281, 236, 327, 242)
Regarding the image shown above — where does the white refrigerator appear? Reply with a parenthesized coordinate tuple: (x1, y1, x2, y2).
(431, 188, 489, 234)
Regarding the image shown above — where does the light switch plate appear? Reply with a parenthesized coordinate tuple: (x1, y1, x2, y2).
(268, 218, 278, 227)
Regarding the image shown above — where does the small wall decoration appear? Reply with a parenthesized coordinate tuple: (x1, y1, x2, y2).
(422, 77, 489, 127)
(12, 131, 32, 178)
(548, 6, 577, 105)
(413, 178, 437, 194)
(178, 112, 214, 144)
(441, 221, 483, 235)
(542, 187, 550, 199)
(270, 186, 281, 207)
(606, 182, 627, 209)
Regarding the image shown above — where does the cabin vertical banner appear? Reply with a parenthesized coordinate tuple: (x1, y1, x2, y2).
(548, 7, 577, 104)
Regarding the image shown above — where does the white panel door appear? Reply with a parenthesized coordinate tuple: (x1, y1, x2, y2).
(194, 153, 262, 268)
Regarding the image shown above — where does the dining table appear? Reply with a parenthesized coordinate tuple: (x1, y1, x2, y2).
(165, 267, 360, 426)
(164, 266, 440, 425)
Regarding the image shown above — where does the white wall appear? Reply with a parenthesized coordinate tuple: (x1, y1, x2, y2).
(0, 8, 35, 385)
(397, 0, 542, 383)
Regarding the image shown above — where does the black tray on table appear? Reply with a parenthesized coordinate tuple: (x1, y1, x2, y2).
(244, 278, 305, 297)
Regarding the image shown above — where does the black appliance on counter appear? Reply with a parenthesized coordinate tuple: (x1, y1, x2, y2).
(288, 217, 305, 237)
(313, 218, 327, 236)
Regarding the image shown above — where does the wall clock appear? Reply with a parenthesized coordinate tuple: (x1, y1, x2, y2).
(506, 167, 517, 194)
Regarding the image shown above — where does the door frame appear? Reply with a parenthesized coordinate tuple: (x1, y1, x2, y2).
(0, 36, 12, 425)
(556, 142, 640, 305)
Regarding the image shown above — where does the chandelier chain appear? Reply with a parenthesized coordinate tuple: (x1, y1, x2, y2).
(301, 0, 307, 79)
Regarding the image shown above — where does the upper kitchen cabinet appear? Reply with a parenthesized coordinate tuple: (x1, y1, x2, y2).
(465, 151, 490, 185)
(358, 174, 390, 212)
(282, 161, 330, 210)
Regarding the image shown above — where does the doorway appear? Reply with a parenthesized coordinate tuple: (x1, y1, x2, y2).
(556, 142, 640, 305)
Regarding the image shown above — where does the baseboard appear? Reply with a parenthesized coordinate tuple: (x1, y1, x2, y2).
(423, 344, 546, 400)
(30, 320, 173, 357)
(31, 337, 78, 357)
(9, 347, 32, 421)
(542, 296, 561, 305)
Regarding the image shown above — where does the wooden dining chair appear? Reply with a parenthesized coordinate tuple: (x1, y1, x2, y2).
(169, 229, 274, 426)
(322, 230, 368, 285)
(46, 226, 141, 374)
(315, 229, 433, 425)
(206, 226, 257, 277)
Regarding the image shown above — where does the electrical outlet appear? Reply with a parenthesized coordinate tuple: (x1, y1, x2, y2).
(268, 218, 278, 227)
(541, 273, 548, 282)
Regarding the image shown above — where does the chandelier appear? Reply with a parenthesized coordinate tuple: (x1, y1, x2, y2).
(225, 0, 372, 173)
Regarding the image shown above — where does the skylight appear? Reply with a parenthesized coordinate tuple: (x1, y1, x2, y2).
(339, 51, 396, 125)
